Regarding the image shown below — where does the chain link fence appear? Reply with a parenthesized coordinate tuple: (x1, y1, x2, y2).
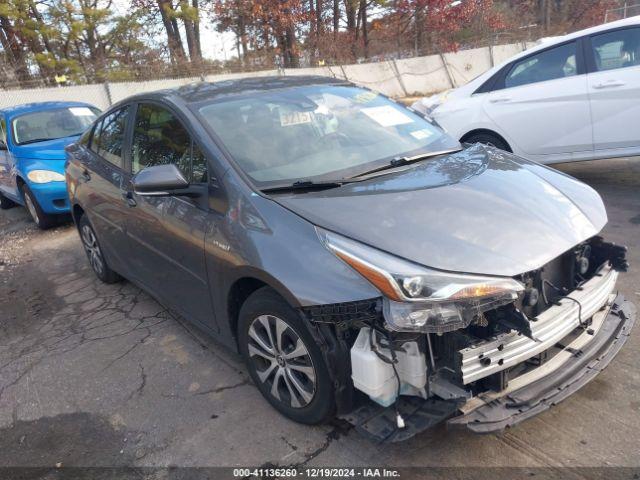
(0, 40, 532, 110)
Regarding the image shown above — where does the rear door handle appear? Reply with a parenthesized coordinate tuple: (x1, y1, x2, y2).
(122, 191, 137, 207)
(593, 80, 625, 89)
(489, 97, 511, 103)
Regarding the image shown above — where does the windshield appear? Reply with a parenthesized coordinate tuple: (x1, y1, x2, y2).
(12, 106, 100, 145)
(197, 85, 460, 187)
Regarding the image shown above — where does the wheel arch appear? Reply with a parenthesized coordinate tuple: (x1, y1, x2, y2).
(15, 175, 26, 192)
(460, 128, 512, 152)
(71, 203, 85, 226)
(226, 269, 302, 344)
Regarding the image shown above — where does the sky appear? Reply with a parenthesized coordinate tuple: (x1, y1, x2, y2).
(200, 25, 238, 62)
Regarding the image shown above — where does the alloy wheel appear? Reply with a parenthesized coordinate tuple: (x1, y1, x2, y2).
(24, 192, 40, 225)
(81, 224, 105, 277)
(247, 314, 317, 408)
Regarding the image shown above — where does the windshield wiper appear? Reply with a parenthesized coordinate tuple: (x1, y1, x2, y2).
(261, 180, 350, 194)
(17, 134, 81, 146)
(17, 137, 55, 145)
(351, 148, 462, 179)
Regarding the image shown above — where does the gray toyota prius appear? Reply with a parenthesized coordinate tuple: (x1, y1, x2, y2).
(65, 76, 635, 441)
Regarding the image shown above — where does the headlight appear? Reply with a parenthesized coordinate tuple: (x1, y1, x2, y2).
(414, 90, 451, 117)
(27, 170, 65, 184)
(318, 228, 523, 333)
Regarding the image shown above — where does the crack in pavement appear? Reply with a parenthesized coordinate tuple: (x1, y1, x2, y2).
(126, 364, 147, 401)
(0, 271, 173, 406)
(192, 379, 251, 396)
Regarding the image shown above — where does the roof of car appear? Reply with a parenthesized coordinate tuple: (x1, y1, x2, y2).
(136, 75, 351, 104)
(0, 101, 94, 118)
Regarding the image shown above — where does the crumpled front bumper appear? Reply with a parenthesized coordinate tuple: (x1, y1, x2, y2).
(448, 294, 635, 433)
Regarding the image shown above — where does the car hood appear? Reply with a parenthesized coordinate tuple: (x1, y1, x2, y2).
(12, 136, 79, 161)
(272, 145, 607, 277)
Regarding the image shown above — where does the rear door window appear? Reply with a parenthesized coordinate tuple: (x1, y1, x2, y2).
(591, 27, 640, 71)
(505, 42, 578, 88)
(131, 103, 207, 183)
(90, 106, 131, 168)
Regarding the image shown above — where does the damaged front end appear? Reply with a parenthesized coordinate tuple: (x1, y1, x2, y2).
(304, 231, 635, 442)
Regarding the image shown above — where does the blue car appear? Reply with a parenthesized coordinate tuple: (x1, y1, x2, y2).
(0, 101, 100, 228)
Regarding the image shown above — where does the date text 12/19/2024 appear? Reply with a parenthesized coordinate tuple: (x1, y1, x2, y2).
(233, 468, 401, 477)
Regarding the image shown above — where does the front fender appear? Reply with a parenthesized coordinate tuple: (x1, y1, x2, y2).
(205, 173, 380, 348)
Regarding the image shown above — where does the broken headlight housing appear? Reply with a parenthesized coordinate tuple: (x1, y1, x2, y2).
(318, 228, 524, 333)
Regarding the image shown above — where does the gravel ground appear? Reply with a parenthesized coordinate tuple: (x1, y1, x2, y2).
(0, 157, 639, 479)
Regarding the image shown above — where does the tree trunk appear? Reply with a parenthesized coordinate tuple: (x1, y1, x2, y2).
(539, 0, 552, 33)
(359, 0, 368, 59)
(157, 0, 186, 65)
(28, 0, 56, 59)
(309, 0, 316, 64)
(345, 0, 356, 34)
(180, 0, 202, 65)
(192, 0, 202, 58)
(0, 16, 30, 83)
(285, 26, 299, 68)
(414, 4, 424, 56)
(316, 0, 324, 35)
(238, 13, 248, 61)
(333, 0, 339, 37)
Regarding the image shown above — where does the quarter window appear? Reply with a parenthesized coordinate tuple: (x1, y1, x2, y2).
(505, 42, 577, 88)
(91, 106, 130, 168)
(131, 103, 207, 183)
(591, 28, 640, 72)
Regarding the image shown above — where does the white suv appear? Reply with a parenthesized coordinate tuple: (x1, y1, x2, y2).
(412, 16, 640, 164)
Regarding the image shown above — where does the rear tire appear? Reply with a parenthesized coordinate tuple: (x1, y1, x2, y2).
(462, 132, 511, 152)
(20, 184, 56, 229)
(238, 287, 335, 424)
(0, 192, 15, 210)
(78, 214, 121, 284)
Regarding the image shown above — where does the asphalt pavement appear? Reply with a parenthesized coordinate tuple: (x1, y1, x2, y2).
(0, 157, 639, 478)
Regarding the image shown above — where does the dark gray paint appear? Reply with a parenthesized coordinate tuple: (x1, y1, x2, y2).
(132, 164, 189, 194)
(65, 76, 608, 351)
(275, 145, 607, 276)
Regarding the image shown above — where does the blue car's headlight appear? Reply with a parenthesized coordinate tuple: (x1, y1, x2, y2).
(27, 170, 65, 183)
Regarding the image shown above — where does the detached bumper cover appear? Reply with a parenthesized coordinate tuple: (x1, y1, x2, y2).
(448, 294, 635, 433)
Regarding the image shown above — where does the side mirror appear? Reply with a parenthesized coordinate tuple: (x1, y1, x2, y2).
(0, 140, 7, 151)
(132, 164, 189, 195)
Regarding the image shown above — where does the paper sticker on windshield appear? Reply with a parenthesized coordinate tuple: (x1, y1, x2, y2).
(361, 106, 413, 127)
(69, 107, 94, 117)
(280, 111, 312, 127)
(353, 91, 378, 104)
(410, 129, 433, 140)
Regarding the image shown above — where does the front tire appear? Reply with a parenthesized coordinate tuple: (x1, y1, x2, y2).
(0, 192, 15, 210)
(238, 287, 335, 424)
(21, 184, 56, 229)
(78, 215, 121, 284)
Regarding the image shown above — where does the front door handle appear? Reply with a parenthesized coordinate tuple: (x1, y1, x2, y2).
(593, 80, 625, 89)
(122, 191, 137, 207)
(489, 97, 511, 103)
(81, 169, 91, 181)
